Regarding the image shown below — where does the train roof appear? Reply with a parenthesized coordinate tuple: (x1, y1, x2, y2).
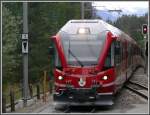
(58, 19, 137, 44)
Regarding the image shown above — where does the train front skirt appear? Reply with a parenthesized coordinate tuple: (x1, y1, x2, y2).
(53, 87, 114, 106)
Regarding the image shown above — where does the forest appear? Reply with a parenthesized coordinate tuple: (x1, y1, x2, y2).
(2, 2, 148, 94)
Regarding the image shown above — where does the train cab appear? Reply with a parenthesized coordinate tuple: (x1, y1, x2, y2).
(49, 20, 142, 106)
(49, 20, 118, 106)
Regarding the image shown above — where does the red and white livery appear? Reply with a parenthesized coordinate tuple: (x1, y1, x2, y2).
(49, 20, 144, 106)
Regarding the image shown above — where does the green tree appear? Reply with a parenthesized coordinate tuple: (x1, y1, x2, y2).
(28, 2, 82, 83)
(2, 6, 22, 85)
(114, 14, 148, 48)
(2, 2, 91, 85)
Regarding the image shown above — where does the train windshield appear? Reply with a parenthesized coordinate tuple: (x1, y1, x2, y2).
(60, 31, 107, 66)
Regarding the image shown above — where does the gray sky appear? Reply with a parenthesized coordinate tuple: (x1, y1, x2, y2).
(92, 1, 148, 15)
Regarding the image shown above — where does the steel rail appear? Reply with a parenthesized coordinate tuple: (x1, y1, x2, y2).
(128, 80, 148, 90)
(63, 106, 71, 113)
(90, 107, 96, 113)
(124, 85, 148, 100)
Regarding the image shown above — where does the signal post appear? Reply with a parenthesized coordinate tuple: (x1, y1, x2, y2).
(142, 24, 148, 73)
(22, 2, 29, 107)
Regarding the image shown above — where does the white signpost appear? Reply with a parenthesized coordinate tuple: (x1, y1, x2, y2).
(22, 33, 28, 53)
(22, 33, 28, 40)
(22, 40, 28, 53)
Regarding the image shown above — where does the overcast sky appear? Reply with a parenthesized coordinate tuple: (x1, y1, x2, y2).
(92, 1, 148, 15)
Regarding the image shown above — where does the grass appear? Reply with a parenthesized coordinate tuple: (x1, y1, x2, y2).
(2, 81, 53, 105)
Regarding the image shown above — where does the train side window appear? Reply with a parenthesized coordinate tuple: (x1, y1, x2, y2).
(115, 41, 121, 65)
(103, 42, 115, 70)
(111, 42, 115, 66)
(55, 46, 62, 70)
(104, 47, 111, 69)
(128, 44, 131, 66)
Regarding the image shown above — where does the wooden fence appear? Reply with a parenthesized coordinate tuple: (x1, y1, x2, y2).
(2, 81, 53, 113)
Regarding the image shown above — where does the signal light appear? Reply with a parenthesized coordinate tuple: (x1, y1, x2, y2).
(142, 24, 148, 34)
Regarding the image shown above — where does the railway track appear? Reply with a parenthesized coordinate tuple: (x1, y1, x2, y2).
(125, 80, 148, 100)
(128, 81, 148, 90)
(63, 106, 71, 113)
(90, 107, 96, 113)
(62, 106, 97, 113)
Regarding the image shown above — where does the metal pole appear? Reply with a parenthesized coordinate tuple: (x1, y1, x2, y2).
(23, 2, 29, 107)
(81, 2, 84, 19)
(144, 35, 148, 74)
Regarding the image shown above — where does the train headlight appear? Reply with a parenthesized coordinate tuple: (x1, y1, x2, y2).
(102, 75, 108, 80)
(58, 76, 63, 80)
(77, 28, 90, 34)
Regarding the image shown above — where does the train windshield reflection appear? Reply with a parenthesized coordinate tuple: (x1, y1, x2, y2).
(60, 32, 107, 66)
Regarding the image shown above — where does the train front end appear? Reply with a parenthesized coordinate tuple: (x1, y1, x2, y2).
(50, 20, 116, 106)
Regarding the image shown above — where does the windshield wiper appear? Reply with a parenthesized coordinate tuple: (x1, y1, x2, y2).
(68, 48, 84, 67)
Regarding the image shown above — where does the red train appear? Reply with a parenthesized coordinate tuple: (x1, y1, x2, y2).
(49, 20, 144, 106)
